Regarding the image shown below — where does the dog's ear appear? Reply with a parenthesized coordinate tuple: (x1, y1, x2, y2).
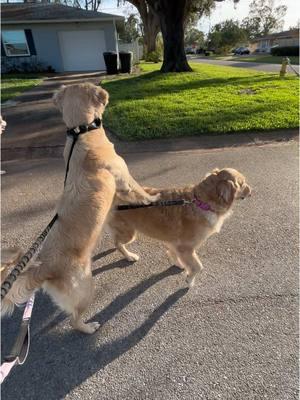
(205, 168, 220, 179)
(217, 180, 236, 204)
(53, 85, 67, 111)
(91, 86, 109, 108)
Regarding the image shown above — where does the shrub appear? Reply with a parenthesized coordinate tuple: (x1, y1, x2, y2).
(271, 46, 299, 56)
(145, 51, 161, 63)
(1, 57, 55, 73)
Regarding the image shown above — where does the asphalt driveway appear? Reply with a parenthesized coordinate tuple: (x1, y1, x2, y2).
(1, 140, 298, 400)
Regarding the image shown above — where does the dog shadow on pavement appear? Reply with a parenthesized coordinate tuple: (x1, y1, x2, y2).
(1, 263, 188, 400)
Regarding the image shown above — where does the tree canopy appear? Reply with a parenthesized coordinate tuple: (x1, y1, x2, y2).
(118, 14, 141, 43)
(185, 27, 205, 47)
(207, 19, 247, 53)
(241, 0, 287, 39)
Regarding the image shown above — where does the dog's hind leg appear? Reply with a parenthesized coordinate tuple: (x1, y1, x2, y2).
(45, 273, 99, 334)
(174, 246, 204, 287)
(69, 275, 100, 334)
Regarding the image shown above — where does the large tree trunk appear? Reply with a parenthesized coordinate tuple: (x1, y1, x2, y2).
(130, 0, 160, 54)
(143, 15, 160, 53)
(148, 0, 192, 72)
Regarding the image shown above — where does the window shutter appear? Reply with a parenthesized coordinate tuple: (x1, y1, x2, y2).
(24, 29, 36, 55)
(1, 39, 5, 57)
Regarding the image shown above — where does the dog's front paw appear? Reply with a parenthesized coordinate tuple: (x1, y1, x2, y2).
(142, 193, 160, 205)
(150, 193, 160, 202)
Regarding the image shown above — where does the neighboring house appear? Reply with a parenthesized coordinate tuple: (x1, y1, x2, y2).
(251, 29, 299, 53)
(1, 3, 124, 72)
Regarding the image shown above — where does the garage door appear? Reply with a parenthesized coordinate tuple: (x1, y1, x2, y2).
(59, 30, 106, 71)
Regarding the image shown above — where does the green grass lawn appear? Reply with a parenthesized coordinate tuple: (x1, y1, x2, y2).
(1, 74, 44, 103)
(207, 55, 299, 65)
(102, 62, 299, 140)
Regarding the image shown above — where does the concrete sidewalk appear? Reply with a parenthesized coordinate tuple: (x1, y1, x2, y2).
(1, 141, 298, 400)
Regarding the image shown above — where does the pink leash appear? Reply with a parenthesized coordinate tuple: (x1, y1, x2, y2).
(0, 294, 35, 384)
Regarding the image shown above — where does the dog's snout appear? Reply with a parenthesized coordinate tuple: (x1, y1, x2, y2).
(243, 184, 252, 198)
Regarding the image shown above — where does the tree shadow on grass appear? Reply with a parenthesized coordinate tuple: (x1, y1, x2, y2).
(1, 266, 187, 400)
(104, 70, 280, 101)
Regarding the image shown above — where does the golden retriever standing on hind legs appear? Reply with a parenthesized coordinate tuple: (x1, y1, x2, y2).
(109, 168, 251, 287)
(1, 83, 158, 334)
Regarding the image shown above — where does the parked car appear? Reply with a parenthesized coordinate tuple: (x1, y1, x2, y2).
(203, 49, 215, 56)
(234, 47, 250, 55)
(234, 47, 242, 54)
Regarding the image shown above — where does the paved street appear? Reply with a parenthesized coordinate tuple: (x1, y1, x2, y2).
(189, 56, 300, 74)
(1, 140, 298, 400)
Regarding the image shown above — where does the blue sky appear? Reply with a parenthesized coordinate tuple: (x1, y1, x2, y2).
(99, 0, 299, 34)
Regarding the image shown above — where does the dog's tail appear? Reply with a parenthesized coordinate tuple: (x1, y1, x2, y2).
(1, 248, 45, 316)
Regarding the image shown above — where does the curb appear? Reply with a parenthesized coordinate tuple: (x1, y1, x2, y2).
(111, 129, 298, 155)
(1, 130, 298, 162)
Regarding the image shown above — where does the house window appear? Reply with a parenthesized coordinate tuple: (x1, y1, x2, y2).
(2, 30, 30, 56)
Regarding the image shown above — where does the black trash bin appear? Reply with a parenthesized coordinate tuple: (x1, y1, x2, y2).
(119, 51, 133, 73)
(103, 51, 118, 75)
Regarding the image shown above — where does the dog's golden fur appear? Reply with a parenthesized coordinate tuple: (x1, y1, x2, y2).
(109, 168, 251, 286)
(1, 83, 157, 334)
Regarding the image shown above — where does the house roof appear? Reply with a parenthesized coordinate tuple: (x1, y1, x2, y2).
(1, 3, 124, 24)
(254, 29, 299, 41)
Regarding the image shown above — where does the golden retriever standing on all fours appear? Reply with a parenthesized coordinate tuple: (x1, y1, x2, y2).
(109, 168, 251, 287)
(1, 83, 158, 334)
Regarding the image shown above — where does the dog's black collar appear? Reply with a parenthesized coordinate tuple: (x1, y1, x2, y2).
(64, 117, 102, 186)
(67, 117, 102, 138)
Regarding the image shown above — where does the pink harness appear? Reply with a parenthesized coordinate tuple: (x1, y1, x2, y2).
(193, 197, 214, 212)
